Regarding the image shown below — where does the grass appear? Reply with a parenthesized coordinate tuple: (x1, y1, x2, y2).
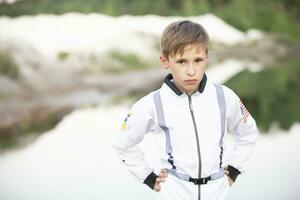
(102, 50, 155, 74)
(0, 52, 19, 79)
(57, 51, 69, 61)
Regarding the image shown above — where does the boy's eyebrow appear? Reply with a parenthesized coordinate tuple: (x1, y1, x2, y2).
(194, 57, 205, 60)
(175, 58, 188, 62)
(175, 57, 205, 62)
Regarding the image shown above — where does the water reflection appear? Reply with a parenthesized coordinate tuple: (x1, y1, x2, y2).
(0, 105, 299, 200)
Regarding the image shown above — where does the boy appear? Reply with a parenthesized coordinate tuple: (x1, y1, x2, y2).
(113, 20, 258, 200)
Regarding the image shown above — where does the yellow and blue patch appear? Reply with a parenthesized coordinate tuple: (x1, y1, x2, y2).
(121, 113, 131, 130)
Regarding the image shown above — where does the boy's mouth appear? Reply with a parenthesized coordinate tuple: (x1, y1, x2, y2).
(184, 79, 198, 85)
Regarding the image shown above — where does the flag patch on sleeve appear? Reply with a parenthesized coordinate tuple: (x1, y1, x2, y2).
(239, 100, 250, 123)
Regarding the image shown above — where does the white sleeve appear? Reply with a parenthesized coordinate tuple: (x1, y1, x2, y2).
(224, 86, 258, 173)
(113, 95, 156, 183)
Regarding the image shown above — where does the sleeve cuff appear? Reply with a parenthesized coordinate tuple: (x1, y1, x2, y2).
(227, 165, 241, 182)
(143, 171, 158, 190)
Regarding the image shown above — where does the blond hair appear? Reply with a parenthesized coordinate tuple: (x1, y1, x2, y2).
(160, 20, 209, 58)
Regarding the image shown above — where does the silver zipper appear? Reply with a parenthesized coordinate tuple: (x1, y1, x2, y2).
(188, 94, 201, 200)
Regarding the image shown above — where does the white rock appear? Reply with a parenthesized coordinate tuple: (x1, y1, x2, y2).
(0, 13, 261, 60)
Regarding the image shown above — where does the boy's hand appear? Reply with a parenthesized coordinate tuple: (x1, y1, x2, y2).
(224, 168, 234, 187)
(154, 168, 168, 192)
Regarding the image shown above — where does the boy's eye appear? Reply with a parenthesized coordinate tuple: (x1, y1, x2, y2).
(176, 59, 186, 64)
(195, 58, 204, 63)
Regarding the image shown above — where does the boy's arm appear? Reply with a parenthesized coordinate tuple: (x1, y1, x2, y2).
(224, 86, 258, 182)
(113, 96, 158, 189)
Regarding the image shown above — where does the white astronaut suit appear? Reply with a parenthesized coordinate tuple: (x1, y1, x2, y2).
(114, 74, 258, 200)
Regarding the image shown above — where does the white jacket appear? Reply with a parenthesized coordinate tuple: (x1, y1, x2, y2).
(113, 74, 258, 200)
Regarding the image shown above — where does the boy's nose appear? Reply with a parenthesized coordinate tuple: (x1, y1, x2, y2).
(186, 64, 196, 76)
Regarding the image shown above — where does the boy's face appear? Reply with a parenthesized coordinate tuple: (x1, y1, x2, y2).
(160, 44, 208, 95)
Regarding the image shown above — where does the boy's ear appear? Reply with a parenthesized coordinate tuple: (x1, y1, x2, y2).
(159, 55, 169, 69)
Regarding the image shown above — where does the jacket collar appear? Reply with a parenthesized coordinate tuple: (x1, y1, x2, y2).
(163, 73, 207, 96)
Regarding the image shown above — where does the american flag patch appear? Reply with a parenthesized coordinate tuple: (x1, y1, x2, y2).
(239, 100, 250, 123)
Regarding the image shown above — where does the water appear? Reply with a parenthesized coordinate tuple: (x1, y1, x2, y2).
(0, 105, 299, 200)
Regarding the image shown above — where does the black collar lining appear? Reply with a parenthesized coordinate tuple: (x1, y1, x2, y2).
(164, 73, 207, 96)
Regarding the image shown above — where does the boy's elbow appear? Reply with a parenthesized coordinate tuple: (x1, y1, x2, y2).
(112, 133, 131, 153)
(247, 115, 258, 136)
(112, 136, 123, 153)
(247, 120, 259, 146)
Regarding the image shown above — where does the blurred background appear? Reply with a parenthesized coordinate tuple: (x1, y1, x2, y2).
(0, 0, 299, 199)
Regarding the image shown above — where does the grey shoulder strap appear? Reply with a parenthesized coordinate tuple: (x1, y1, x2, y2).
(214, 84, 226, 168)
(153, 91, 173, 156)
